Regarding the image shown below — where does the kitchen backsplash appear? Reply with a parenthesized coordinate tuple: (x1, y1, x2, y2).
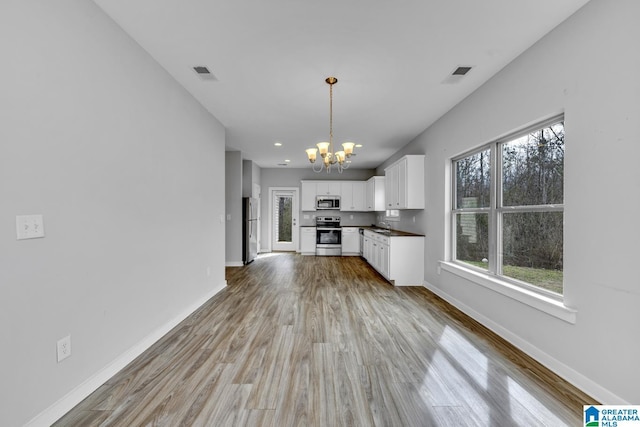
(299, 210, 376, 227)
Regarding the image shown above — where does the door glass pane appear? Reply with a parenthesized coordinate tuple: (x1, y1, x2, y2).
(455, 149, 491, 209)
(276, 195, 292, 243)
(502, 211, 563, 294)
(456, 212, 489, 268)
(502, 122, 564, 206)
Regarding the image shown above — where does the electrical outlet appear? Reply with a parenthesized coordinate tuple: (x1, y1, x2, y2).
(57, 335, 71, 362)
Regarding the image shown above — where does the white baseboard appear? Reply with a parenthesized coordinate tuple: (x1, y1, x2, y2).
(225, 261, 244, 267)
(26, 281, 227, 427)
(422, 280, 628, 405)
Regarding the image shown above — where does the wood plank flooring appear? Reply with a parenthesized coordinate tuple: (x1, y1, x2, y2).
(54, 253, 595, 426)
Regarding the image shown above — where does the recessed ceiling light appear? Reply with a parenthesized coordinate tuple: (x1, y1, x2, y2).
(274, 142, 282, 147)
(355, 144, 363, 148)
(285, 159, 291, 162)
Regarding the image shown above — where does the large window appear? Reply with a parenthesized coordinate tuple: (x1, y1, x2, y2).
(452, 116, 564, 296)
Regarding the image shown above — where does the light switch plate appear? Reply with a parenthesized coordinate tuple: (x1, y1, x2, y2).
(16, 215, 45, 240)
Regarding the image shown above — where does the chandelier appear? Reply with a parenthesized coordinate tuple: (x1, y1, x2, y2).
(305, 77, 356, 173)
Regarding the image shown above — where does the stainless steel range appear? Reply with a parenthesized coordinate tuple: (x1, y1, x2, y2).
(315, 216, 342, 256)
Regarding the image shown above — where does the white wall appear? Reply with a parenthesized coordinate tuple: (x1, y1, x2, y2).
(381, 0, 640, 404)
(0, 1, 227, 426)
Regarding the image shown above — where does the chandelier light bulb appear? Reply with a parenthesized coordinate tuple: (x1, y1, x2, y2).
(316, 142, 330, 158)
(306, 148, 318, 163)
(342, 142, 355, 157)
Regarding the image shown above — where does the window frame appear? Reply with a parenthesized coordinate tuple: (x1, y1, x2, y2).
(451, 114, 565, 300)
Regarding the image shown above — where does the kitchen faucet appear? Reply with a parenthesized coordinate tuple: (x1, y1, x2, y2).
(379, 221, 391, 230)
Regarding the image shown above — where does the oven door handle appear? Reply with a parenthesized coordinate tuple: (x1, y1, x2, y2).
(316, 227, 342, 231)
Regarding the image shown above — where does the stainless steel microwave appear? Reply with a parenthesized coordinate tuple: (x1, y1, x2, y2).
(316, 196, 340, 210)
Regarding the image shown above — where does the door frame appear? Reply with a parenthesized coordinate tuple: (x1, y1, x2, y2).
(252, 183, 261, 253)
(268, 187, 299, 252)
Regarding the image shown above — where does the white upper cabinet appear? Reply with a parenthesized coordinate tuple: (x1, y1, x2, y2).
(340, 181, 366, 211)
(303, 180, 374, 212)
(366, 176, 386, 211)
(301, 180, 342, 211)
(301, 181, 317, 211)
(316, 181, 341, 196)
(384, 155, 425, 209)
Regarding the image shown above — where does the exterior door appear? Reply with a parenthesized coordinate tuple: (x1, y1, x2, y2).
(271, 188, 299, 251)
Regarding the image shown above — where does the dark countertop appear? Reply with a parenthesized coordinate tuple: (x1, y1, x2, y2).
(300, 224, 424, 237)
(359, 225, 424, 237)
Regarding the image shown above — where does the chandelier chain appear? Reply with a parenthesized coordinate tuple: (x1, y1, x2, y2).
(329, 81, 333, 150)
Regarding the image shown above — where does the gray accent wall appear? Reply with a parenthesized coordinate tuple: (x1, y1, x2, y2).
(0, 1, 226, 425)
(378, 0, 640, 404)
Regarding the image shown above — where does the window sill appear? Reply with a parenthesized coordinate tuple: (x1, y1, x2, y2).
(438, 261, 576, 324)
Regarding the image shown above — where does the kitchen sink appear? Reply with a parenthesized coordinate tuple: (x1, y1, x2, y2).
(371, 228, 391, 234)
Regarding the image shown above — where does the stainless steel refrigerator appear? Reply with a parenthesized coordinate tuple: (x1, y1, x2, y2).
(242, 197, 259, 264)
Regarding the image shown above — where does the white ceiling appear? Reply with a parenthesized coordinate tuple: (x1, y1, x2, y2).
(93, 0, 590, 169)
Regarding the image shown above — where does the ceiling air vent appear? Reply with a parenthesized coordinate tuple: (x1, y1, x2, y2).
(452, 66, 472, 76)
(192, 66, 217, 81)
(442, 65, 473, 84)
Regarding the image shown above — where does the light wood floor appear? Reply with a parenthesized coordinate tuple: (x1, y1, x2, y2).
(55, 253, 594, 426)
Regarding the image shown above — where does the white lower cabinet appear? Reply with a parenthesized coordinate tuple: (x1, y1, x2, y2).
(341, 227, 360, 255)
(363, 234, 371, 261)
(363, 230, 424, 286)
(300, 227, 316, 255)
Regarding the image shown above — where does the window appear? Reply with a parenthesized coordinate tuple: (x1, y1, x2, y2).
(385, 209, 400, 221)
(274, 192, 293, 242)
(452, 116, 564, 296)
